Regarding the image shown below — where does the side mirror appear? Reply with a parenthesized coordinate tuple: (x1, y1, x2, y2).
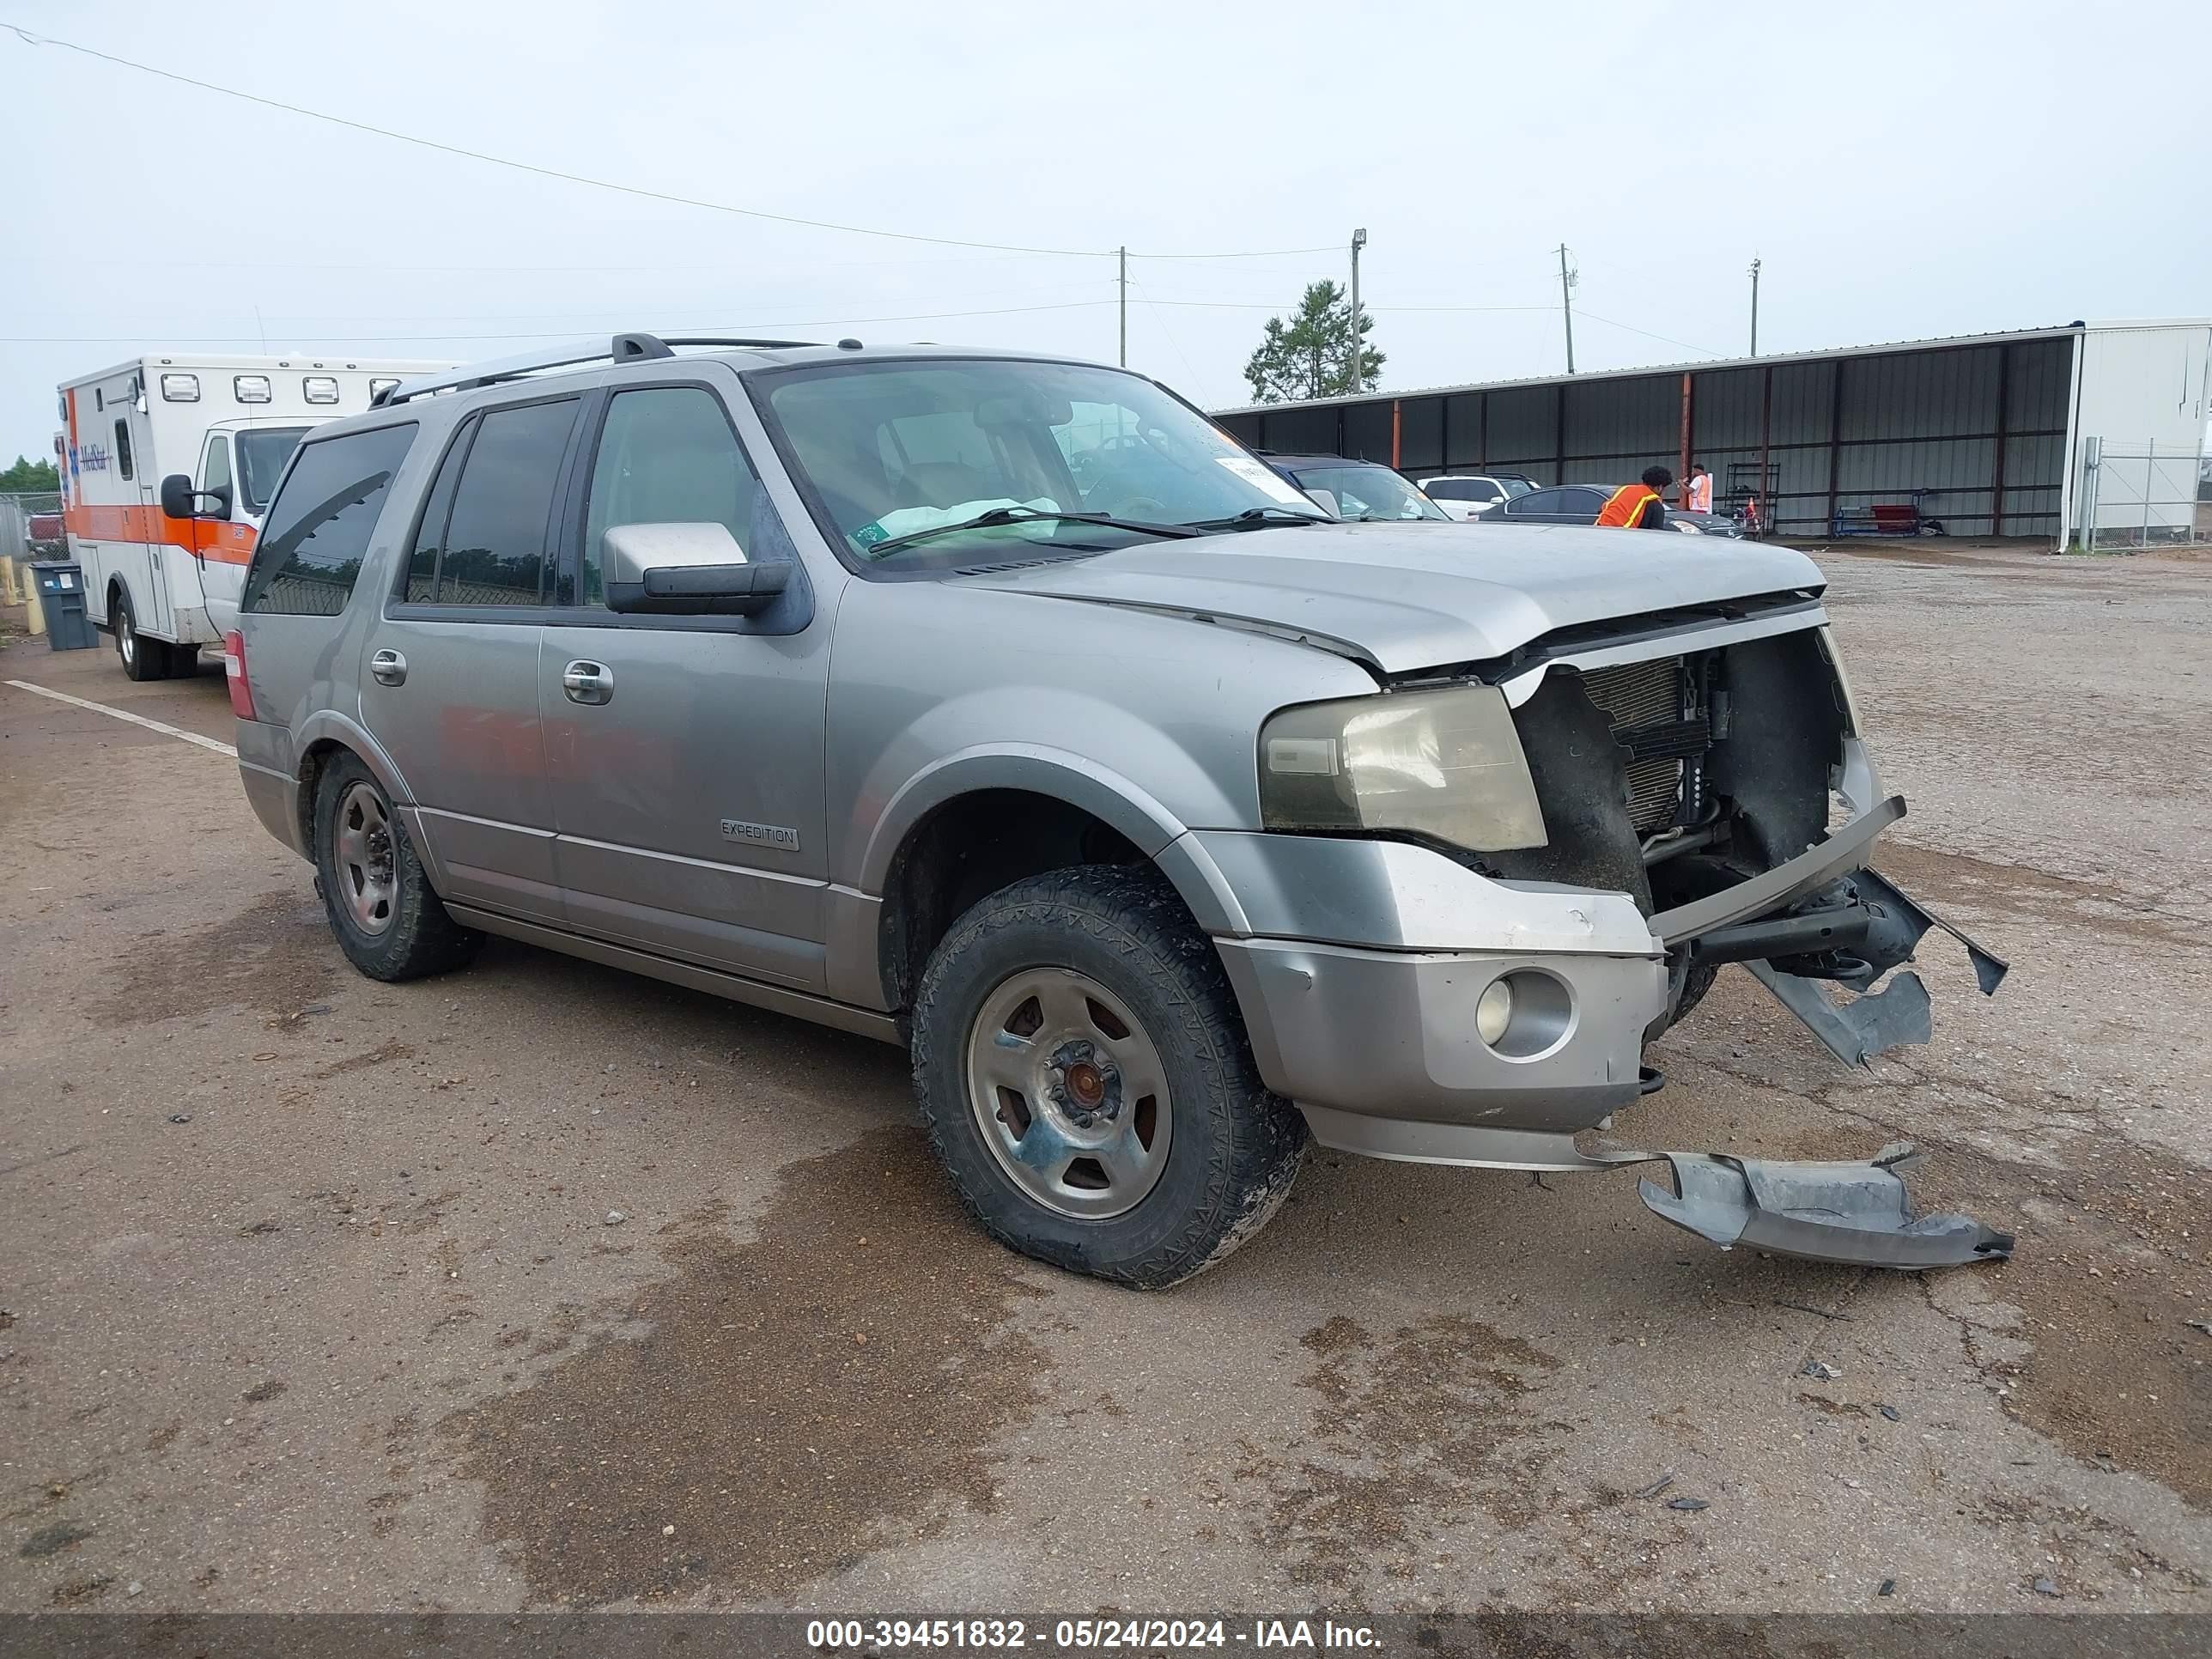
(160, 472, 228, 520)
(603, 522, 791, 617)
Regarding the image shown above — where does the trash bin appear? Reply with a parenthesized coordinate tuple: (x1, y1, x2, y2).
(30, 562, 98, 652)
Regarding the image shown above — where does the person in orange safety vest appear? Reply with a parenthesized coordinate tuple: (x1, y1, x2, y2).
(1686, 461, 1713, 514)
(1595, 466, 1673, 528)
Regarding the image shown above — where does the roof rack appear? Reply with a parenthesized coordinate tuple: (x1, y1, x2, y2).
(370, 332, 820, 407)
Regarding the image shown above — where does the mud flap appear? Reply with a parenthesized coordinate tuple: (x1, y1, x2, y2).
(1638, 1140, 2014, 1269)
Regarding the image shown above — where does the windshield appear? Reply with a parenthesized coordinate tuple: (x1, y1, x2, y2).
(759, 358, 1323, 571)
(1501, 477, 1536, 498)
(1292, 464, 1449, 522)
(236, 426, 310, 515)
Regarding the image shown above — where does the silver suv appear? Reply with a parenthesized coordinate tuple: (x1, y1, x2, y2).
(231, 333, 2011, 1286)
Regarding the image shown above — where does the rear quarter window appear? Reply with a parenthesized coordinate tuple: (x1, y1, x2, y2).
(242, 423, 416, 617)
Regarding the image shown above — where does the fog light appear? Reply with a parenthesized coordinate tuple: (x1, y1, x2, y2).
(1477, 969, 1577, 1060)
(1475, 979, 1513, 1046)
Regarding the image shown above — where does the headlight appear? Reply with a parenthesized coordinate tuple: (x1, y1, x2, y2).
(1259, 684, 1547, 852)
(1673, 520, 1705, 534)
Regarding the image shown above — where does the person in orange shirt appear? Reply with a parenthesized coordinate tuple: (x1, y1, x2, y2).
(1686, 461, 1713, 514)
(1595, 466, 1672, 529)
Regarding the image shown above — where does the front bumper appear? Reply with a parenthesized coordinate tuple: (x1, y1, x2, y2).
(1179, 782, 2000, 1170)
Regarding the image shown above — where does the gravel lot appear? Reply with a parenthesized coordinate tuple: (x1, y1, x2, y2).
(0, 542, 2205, 1615)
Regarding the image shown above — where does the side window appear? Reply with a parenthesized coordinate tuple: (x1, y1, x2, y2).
(113, 418, 135, 481)
(1425, 479, 1467, 501)
(200, 435, 233, 517)
(1515, 489, 1560, 514)
(1468, 480, 1503, 504)
(581, 387, 759, 605)
(1567, 488, 1607, 513)
(241, 423, 417, 617)
(404, 422, 477, 604)
(430, 399, 577, 606)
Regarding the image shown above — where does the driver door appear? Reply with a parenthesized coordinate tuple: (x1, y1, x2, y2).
(538, 377, 833, 988)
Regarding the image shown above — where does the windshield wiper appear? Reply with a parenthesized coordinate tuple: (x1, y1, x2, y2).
(1182, 506, 1329, 532)
(858, 505, 1201, 560)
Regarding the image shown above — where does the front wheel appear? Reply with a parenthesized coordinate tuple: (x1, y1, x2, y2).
(911, 866, 1307, 1288)
(112, 590, 167, 682)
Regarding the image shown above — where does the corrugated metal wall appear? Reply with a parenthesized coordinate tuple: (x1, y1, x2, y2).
(1215, 335, 2075, 538)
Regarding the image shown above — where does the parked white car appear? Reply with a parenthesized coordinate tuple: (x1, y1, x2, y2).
(1422, 472, 1537, 520)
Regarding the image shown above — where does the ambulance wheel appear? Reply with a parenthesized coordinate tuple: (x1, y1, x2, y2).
(112, 590, 168, 682)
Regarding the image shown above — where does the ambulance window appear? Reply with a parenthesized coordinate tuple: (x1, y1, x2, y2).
(237, 428, 309, 514)
(112, 418, 134, 481)
(242, 423, 416, 617)
(201, 436, 233, 514)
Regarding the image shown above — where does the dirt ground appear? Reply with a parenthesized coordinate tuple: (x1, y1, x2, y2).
(0, 543, 2205, 1615)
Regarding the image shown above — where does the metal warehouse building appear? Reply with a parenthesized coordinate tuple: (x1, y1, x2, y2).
(1213, 319, 2210, 548)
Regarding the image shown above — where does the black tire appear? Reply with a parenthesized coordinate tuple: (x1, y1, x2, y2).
(311, 751, 481, 981)
(112, 589, 167, 681)
(1674, 959, 1720, 1025)
(911, 865, 1307, 1289)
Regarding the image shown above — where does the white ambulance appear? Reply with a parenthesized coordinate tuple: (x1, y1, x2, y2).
(56, 355, 450, 680)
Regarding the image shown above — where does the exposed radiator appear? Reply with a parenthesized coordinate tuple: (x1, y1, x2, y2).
(1577, 657, 1691, 833)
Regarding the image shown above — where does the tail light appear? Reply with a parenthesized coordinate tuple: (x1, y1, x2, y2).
(222, 629, 257, 720)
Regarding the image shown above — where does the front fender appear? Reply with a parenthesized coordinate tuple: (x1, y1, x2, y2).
(858, 743, 1194, 896)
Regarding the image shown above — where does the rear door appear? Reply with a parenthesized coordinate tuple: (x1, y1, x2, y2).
(114, 392, 170, 635)
(357, 394, 583, 923)
(538, 376, 831, 987)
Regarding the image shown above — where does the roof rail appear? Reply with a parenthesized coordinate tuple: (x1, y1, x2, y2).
(370, 332, 822, 407)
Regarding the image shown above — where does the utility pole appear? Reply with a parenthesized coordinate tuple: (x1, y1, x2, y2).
(1747, 257, 1761, 356)
(1348, 227, 1368, 394)
(1557, 244, 1577, 374)
(1117, 246, 1127, 367)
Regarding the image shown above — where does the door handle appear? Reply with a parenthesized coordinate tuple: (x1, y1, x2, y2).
(368, 648, 407, 686)
(562, 659, 613, 705)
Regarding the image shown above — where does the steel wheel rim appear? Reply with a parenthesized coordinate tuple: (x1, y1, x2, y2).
(964, 967, 1173, 1220)
(332, 781, 398, 936)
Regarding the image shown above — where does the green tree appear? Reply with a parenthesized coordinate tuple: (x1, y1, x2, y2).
(1242, 280, 1383, 404)
(0, 455, 60, 493)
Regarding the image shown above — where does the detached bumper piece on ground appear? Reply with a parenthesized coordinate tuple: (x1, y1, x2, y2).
(1639, 1141, 2015, 1270)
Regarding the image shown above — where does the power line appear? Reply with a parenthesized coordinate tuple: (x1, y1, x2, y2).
(0, 299, 1126, 346)
(0, 22, 1334, 263)
(1574, 309, 1724, 359)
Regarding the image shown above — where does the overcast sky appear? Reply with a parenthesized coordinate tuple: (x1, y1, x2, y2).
(3, 0, 2208, 466)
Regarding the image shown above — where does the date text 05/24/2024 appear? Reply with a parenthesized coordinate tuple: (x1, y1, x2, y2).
(805, 1620, 1382, 1651)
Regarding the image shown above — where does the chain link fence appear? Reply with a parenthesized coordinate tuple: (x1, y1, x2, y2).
(2077, 439, 2209, 550)
(0, 490, 65, 562)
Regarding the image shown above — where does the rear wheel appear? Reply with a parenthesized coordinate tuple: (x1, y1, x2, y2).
(311, 752, 481, 981)
(112, 590, 167, 682)
(911, 865, 1307, 1288)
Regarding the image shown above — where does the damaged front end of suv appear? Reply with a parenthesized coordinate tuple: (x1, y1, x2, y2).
(1475, 595, 2010, 1266)
(1203, 576, 2014, 1272)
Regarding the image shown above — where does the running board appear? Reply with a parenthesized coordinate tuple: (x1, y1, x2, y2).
(442, 902, 904, 1044)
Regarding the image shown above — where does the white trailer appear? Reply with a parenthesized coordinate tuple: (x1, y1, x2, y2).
(57, 354, 449, 679)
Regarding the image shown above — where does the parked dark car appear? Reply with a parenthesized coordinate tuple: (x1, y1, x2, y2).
(1260, 453, 1450, 522)
(1482, 483, 1745, 538)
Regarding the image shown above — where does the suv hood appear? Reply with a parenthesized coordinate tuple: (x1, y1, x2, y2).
(953, 522, 1825, 673)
